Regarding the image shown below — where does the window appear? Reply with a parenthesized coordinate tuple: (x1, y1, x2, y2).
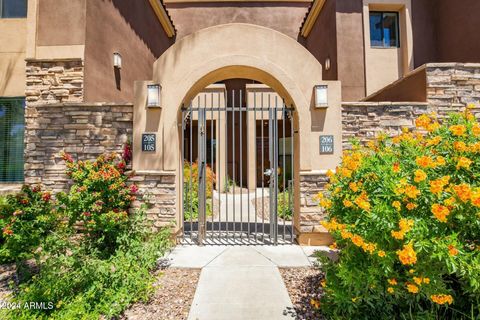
(0, 98, 25, 182)
(0, 0, 28, 18)
(369, 11, 400, 48)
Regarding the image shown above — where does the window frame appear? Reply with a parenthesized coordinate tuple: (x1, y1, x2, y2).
(0, 0, 28, 19)
(369, 11, 400, 49)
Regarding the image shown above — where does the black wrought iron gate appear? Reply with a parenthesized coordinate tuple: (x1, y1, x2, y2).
(181, 90, 294, 245)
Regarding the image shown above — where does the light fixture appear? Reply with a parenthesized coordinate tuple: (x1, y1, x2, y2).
(314, 85, 328, 108)
(113, 52, 122, 69)
(325, 58, 331, 71)
(147, 84, 161, 107)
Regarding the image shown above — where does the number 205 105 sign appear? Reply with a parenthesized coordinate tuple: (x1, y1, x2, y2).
(142, 133, 156, 152)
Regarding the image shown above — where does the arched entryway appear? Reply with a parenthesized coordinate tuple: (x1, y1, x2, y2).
(132, 23, 342, 245)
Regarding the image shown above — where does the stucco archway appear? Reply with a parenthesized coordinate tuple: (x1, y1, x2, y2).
(133, 23, 342, 237)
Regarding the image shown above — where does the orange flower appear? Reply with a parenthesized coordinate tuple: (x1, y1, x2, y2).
(397, 243, 417, 265)
(387, 287, 395, 294)
(405, 185, 421, 199)
(416, 156, 435, 168)
(453, 184, 472, 203)
(423, 278, 430, 284)
(471, 189, 480, 207)
(430, 177, 450, 195)
(378, 250, 386, 257)
(349, 182, 359, 192)
(406, 203, 418, 211)
(310, 298, 320, 309)
(473, 124, 480, 137)
(388, 279, 398, 286)
(343, 199, 354, 207)
(456, 157, 472, 170)
(427, 122, 440, 132)
(406, 283, 419, 294)
(414, 169, 427, 183)
(435, 156, 446, 166)
(393, 162, 401, 173)
(426, 136, 442, 146)
(448, 245, 459, 256)
(351, 235, 364, 247)
(354, 192, 371, 212)
(415, 114, 431, 129)
(413, 277, 423, 285)
(449, 125, 466, 136)
(431, 204, 450, 222)
(431, 294, 453, 305)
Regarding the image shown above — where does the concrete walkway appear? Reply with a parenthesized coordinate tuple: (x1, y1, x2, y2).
(166, 245, 322, 320)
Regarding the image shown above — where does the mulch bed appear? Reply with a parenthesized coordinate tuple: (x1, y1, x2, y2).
(280, 267, 325, 320)
(122, 268, 201, 320)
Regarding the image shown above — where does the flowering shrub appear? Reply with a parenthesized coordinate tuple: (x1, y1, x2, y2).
(0, 185, 58, 263)
(57, 152, 137, 253)
(183, 161, 216, 220)
(316, 108, 480, 319)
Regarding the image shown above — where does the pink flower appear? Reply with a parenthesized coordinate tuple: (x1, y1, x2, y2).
(130, 184, 139, 194)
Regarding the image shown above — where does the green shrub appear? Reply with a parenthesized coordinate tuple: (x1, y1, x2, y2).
(277, 191, 292, 220)
(2, 207, 172, 320)
(316, 109, 480, 319)
(57, 152, 137, 255)
(183, 161, 216, 220)
(0, 185, 58, 263)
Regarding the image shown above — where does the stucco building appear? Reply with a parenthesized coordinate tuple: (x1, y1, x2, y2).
(1, 0, 479, 245)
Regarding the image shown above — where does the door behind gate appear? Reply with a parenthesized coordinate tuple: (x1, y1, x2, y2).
(181, 90, 295, 245)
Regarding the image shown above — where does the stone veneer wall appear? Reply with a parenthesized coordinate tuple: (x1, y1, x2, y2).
(24, 103, 133, 192)
(26, 59, 84, 105)
(299, 172, 329, 234)
(427, 63, 480, 107)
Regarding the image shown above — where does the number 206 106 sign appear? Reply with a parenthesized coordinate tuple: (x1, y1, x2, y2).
(320, 135, 334, 154)
(142, 133, 156, 152)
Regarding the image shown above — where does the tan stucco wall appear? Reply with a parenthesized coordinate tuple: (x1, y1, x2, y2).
(133, 24, 342, 230)
(363, 0, 414, 96)
(165, 2, 310, 39)
(0, 19, 27, 97)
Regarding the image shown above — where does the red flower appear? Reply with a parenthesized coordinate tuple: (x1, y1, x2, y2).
(2, 227, 13, 237)
(42, 191, 52, 202)
(122, 142, 132, 164)
(130, 184, 139, 194)
(32, 185, 41, 193)
(20, 198, 29, 205)
(61, 151, 74, 163)
(117, 161, 126, 171)
(83, 212, 91, 217)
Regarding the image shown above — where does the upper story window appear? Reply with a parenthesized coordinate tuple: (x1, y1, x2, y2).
(369, 11, 400, 48)
(0, 0, 28, 18)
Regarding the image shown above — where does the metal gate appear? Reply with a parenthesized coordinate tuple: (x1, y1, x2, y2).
(180, 90, 294, 245)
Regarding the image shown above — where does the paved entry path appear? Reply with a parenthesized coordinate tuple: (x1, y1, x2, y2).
(166, 245, 317, 320)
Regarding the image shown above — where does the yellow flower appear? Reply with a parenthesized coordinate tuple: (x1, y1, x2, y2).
(329, 243, 337, 250)
(444, 197, 456, 206)
(377, 250, 386, 257)
(413, 277, 423, 285)
(326, 169, 335, 178)
(449, 125, 466, 136)
(431, 294, 453, 305)
(471, 188, 480, 207)
(392, 162, 401, 173)
(430, 177, 450, 195)
(409, 269, 416, 274)
(351, 297, 358, 303)
(414, 169, 427, 183)
(426, 136, 442, 146)
(387, 287, 395, 294)
(397, 243, 417, 265)
(454, 141, 467, 152)
(354, 192, 371, 212)
(435, 156, 446, 166)
(423, 278, 430, 284)
(456, 157, 472, 170)
(392, 201, 401, 211)
(310, 298, 320, 309)
(388, 279, 398, 286)
(406, 283, 419, 294)
(431, 204, 450, 222)
(427, 122, 440, 132)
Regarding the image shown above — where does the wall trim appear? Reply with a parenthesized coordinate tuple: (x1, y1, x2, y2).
(148, 0, 176, 38)
(300, 0, 326, 37)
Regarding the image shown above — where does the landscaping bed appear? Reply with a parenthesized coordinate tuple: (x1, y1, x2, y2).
(122, 267, 201, 320)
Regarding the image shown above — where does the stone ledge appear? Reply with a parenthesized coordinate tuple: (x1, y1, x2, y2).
(34, 102, 133, 108)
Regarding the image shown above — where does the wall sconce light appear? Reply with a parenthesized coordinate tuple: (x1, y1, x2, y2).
(147, 84, 161, 107)
(325, 58, 331, 71)
(314, 85, 328, 108)
(113, 52, 122, 69)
